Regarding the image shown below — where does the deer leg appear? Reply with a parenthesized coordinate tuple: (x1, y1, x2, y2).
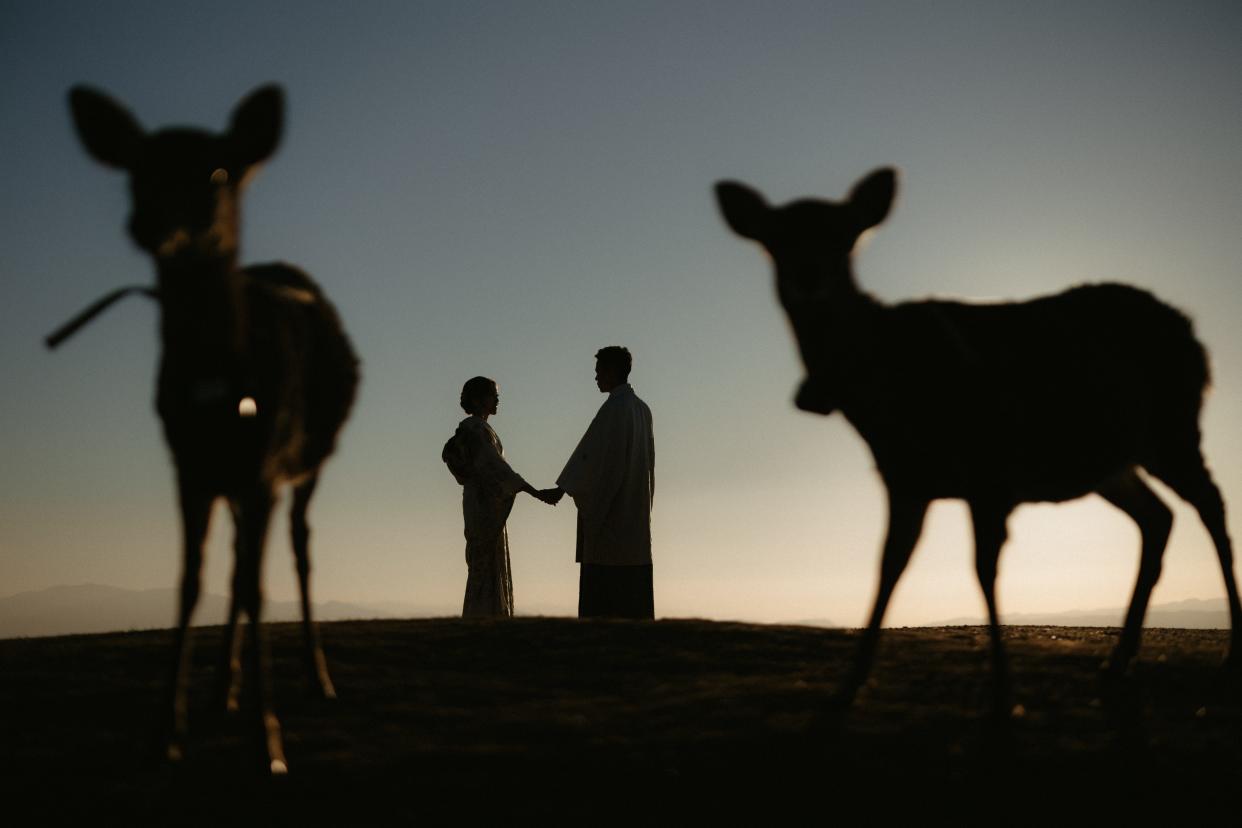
(214, 510, 244, 712)
(1096, 471, 1173, 677)
(166, 483, 212, 762)
(1149, 455, 1242, 671)
(236, 487, 288, 775)
(834, 492, 928, 707)
(291, 475, 336, 699)
(970, 502, 1014, 718)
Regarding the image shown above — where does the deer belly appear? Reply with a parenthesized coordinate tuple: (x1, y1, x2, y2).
(869, 409, 1139, 504)
(977, 417, 1140, 503)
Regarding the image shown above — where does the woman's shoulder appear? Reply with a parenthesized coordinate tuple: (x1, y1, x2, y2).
(458, 416, 498, 445)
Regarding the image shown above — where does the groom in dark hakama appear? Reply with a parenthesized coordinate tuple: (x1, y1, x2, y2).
(551, 346, 656, 619)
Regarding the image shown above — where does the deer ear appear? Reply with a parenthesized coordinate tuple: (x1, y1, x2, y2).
(68, 86, 144, 170)
(715, 181, 770, 241)
(227, 84, 283, 168)
(848, 167, 897, 231)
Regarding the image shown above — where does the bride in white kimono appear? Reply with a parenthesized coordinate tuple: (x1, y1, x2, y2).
(452, 377, 556, 617)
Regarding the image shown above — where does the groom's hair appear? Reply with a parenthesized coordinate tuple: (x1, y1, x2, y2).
(595, 346, 632, 381)
(460, 376, 496, 414)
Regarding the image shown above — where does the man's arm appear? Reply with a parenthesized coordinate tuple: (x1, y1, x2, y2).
(557, 398, 619, 498)
(558, 400, 629, 530)
(647, 408, 655, 507)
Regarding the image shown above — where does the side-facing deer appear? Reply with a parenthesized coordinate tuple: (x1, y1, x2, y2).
(66, 85, 359, 771)
(716, 168, 1241, 715)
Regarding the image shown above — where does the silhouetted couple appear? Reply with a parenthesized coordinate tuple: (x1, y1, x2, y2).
(448, 346, 655, 620)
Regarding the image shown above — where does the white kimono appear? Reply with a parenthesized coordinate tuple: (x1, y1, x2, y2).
(556, 384, 655, 566)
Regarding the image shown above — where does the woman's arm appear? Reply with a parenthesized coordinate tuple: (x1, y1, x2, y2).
(466, 422, 529, 498)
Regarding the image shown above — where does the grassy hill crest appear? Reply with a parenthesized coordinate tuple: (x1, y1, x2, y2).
(2, 617, 1239, 820)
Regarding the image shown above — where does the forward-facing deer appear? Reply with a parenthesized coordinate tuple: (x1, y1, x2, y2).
(67, 85, 359, 771)
(716, 168, 1241, 715)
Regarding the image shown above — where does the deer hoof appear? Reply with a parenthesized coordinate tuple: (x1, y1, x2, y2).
(828, 679, 861, 711)
(1099, 649, 1135, 682)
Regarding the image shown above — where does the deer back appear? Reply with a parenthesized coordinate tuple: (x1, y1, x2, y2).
(155, 263, 359, 489)
(717, 169, 1211, 504)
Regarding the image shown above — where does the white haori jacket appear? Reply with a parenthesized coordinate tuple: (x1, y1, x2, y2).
(557, 384, 655, 566)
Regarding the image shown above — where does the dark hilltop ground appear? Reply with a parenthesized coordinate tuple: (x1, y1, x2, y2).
(2, 618, 1240, 823)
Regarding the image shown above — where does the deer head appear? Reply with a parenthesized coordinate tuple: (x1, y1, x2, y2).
(68, 85, 282, 270)
(715, 168, 898, 414)
(715, 167, 896, 306)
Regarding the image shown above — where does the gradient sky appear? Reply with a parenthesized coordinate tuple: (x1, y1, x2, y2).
(3, 1, 1242, 627)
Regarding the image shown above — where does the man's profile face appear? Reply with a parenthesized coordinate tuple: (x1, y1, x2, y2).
(595, 360, 620, 393)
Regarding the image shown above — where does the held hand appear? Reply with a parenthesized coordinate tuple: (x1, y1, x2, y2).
(536, 487, 565, 505)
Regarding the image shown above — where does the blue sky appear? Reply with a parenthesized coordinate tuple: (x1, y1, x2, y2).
(3, 1, 1242, 626)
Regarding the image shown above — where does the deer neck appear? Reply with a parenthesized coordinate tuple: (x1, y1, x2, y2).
(156, 254, 250, 374)
(788, 281, 885, 382)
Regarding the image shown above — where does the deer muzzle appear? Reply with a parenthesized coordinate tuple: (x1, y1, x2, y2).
(156, 227, 194, 258)
(794, 375, 837, 415)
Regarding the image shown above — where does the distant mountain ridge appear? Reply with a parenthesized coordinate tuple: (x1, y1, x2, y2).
(929, 597, 1229, 629)
(0, 583, 454, 639)
(3, 585, 1230, 639)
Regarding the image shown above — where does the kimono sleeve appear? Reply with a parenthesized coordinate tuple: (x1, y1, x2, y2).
(465, 421, 528, 498)
(557, 399, 630, 536)
(647, 407, 655, 507)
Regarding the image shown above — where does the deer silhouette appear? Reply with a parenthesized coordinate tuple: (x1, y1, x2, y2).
(716, 168, 1241, 715)
(66, 85, 359, 771)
